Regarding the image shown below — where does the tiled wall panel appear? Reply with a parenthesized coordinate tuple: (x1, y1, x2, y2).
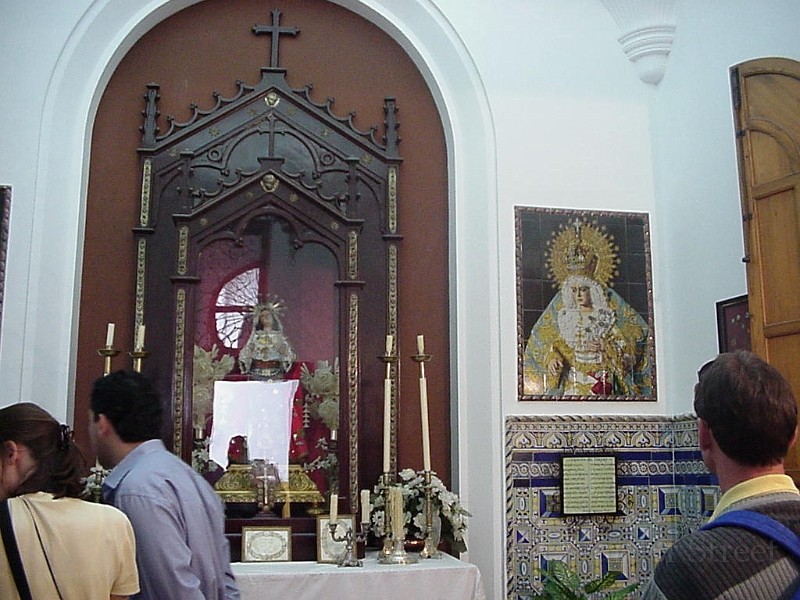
(505, 415, 718, 599)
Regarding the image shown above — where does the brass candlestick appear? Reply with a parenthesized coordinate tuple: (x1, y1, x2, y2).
(379, 535, 419, 565)
(129, 350, 149, 373)
(328, 521, 368, 567)
(97, 347, 121, 376)
(378, 484, 418, 565)
(378, 472, 395, 558)
(420, 470, 442, 559)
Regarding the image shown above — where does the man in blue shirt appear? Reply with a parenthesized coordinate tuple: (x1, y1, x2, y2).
(90, 370, 240, 600)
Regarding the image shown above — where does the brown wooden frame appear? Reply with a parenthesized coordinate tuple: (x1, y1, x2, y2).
(716, 294, 750, 353)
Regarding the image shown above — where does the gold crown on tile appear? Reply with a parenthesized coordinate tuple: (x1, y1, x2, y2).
(548, 218, 619, 287)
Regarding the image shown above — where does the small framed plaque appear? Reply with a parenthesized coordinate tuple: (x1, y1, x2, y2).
(560, 454, 617, 516)
(241, 526, 292, 562)
(316, 514, 355, 563)
(716, 294, 750, 353)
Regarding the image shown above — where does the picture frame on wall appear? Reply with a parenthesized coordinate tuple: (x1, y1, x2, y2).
(560, 454, 618, 516)
(716, 294, 750, 353)
(316, 514, 355, 564)
(241, 526, 292, 562)
(516, 207, 656, 401)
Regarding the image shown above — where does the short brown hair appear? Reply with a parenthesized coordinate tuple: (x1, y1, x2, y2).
(694, 351, 796, 466)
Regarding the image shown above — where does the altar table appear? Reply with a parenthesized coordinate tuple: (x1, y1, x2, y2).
(232, 552, 486, 600)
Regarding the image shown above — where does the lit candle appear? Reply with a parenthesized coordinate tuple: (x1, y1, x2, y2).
(135, 324, 146, 351)
(329, 493, 338, 524)
(360, 489, 371, 524)
(105, 323, 115, 347)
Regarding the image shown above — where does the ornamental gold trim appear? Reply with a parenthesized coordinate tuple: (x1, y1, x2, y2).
(348, 291, 359, 504)
(347, 230, 358, 280)
(388, 166, 398, 234)
(140, 159, 152, 227)
(135, 238, 147, 327)
(260, 173, 279, 193)
(388, 243, 398, 336)
(177, 226, 189, 275)
(173, 288, 186, 454)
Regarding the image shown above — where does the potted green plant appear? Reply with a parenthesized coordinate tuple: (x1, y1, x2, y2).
(528, 559, 639, 600)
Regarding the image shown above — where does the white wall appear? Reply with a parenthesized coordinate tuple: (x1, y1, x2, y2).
(3, 1, 800, 598)
(652, 0, 800, 413)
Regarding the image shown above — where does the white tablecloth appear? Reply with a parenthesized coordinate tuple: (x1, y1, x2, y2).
(232, 552, 486, 600)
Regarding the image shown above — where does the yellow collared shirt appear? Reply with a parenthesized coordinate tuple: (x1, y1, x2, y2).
(711, 474, 800, 520)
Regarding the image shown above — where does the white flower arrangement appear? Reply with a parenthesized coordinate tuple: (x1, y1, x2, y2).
(370, 468, 470, 553)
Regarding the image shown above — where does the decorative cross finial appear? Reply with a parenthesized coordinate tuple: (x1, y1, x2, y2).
(252, 8, 299, 69)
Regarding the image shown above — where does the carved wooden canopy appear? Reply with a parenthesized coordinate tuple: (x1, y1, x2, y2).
(134, 12, 401, 510)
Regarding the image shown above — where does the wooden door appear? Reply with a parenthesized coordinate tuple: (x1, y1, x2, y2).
(732, 57, 800, 477)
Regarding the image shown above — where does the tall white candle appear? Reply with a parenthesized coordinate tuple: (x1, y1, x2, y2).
(360, 489, 371, 524)
(417, 334, 432, 472)
(106, 323, 115, 347)
(385, 334, 393, 355)
(135, 324, 146, 351)
(420, 376, 432, 472)
(329, 493, 338, 524)
(383, 378, 391, 473)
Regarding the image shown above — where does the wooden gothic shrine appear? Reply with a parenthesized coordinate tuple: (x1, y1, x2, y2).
(133, 9, 402, 559)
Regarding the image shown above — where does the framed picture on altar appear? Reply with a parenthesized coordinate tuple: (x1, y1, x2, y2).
(316, 514, 355, 563)
(515, 207, 656, 401)
(241, 526, 292, 562)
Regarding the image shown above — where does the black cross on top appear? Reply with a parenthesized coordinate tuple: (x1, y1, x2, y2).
(253, 8, 299, 69)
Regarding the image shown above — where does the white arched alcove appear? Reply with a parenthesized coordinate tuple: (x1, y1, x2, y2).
(14, 0, 503, 596)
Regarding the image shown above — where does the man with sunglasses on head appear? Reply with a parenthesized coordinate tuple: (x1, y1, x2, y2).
(642, 350, 800, 599)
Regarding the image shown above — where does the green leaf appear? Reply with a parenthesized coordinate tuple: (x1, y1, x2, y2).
(528, 560, 639, 600)
(549, 560, 582, 592)
(605, 584, 640, 600)
(584, 570, 622, 594)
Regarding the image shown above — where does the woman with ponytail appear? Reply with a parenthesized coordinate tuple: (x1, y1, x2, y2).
(0, 403, 139, 599)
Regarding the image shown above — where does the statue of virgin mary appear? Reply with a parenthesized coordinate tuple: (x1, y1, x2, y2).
(238, 299, 296, 379)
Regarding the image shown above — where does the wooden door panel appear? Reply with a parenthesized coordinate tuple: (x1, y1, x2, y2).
(753, 186, 800, 326)
(733, 58, 800, 480)
(750, 130, 797, 183)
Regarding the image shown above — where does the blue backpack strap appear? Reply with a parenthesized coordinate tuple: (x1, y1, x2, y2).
(702, 509, 800, 599)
